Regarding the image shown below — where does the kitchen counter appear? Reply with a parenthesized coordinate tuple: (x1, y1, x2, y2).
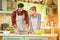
(0, 33, 58, 37)
(0, 33, 58, 40)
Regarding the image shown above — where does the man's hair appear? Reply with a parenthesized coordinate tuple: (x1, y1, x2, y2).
(18, 3, 24, 8)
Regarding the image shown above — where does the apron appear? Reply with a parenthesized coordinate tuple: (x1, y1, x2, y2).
(16, 13, 25, 32)
(29, 14, 41, 32)
(31, 16, 38, 30)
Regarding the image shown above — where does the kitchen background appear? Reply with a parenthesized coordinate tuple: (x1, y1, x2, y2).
(0, 0, 58, 27)
(0, 0, 60, 40)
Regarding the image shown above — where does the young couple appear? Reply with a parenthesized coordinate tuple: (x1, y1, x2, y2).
(11, 3, 41, 34)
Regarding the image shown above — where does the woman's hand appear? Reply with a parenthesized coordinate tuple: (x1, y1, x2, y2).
(29, 32, 35, 34)
(31, 32, 35, 34)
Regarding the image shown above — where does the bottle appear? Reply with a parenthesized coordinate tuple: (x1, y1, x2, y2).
(51, 27, 55, 34)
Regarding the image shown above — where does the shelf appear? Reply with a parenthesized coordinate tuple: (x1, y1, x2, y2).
(41, 27, 60, 29)
(0, 11, 12, 14)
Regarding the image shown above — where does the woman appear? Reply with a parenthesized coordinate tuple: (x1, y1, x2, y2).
(11, 3, 29, 34)
(29, 6, 41, 33)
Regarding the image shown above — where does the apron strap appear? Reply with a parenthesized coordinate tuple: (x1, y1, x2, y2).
(29, 15, 34, 32)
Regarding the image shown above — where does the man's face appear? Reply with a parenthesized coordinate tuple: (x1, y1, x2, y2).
(18, 7, 24, 11)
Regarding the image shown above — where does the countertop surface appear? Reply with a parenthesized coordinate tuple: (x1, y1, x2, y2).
(0, 33, 58, 37)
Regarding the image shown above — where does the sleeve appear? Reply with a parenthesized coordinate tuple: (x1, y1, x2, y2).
(11, 11, 16, 26)
(24, 11, 29, 24)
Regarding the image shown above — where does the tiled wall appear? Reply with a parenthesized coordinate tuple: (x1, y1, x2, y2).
(0, 13, 12, 27)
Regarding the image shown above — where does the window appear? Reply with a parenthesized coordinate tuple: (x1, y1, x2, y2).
(0, 0, 2, 10)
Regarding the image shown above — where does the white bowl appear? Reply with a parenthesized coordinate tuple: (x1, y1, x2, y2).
(3, 31, 10, 35)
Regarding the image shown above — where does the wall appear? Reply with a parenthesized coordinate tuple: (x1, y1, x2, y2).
(0, 0, 2, 10)
(0, 14, 12, 27)
(58, 0, 60, 40)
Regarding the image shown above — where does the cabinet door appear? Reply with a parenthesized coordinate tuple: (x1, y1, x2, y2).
(25, 36, 48, 40)
(3, 36, 24, 40)
(0, 36, 2, 40)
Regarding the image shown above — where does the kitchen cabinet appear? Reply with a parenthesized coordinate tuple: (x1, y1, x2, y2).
(0, 34, 58, 40)
(7, 0, 16, 11)
(0, 36, 2, 40)
(47, 0, 57, 5)
(48, 36, 57, 40)
(46, 0, 58, 27)
(25, 36, 47, 40)
(3, 36, 24, 40)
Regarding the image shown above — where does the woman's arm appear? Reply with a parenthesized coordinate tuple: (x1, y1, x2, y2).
(38, 14, 41, 29)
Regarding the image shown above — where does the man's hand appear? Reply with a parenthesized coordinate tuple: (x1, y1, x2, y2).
(15, 28, 20, 34)
(24, 24, 29, 34)
(13, 25, 20, 34)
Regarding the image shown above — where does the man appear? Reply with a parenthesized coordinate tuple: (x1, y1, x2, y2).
(11, 3, 29, 34)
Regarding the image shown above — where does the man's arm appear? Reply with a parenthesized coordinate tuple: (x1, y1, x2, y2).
(11, 11, 19, 33)
(24, 11, 29, 33)
(11, 11, 16, 27)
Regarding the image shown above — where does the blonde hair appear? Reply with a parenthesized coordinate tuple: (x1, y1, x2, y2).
(30, 6, 36, 11)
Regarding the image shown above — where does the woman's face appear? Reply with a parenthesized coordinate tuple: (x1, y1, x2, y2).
(29, 10, 36, 15)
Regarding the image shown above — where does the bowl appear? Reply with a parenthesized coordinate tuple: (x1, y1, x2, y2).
(3, 31, 10, 35)
(34, 29, 45, 34)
